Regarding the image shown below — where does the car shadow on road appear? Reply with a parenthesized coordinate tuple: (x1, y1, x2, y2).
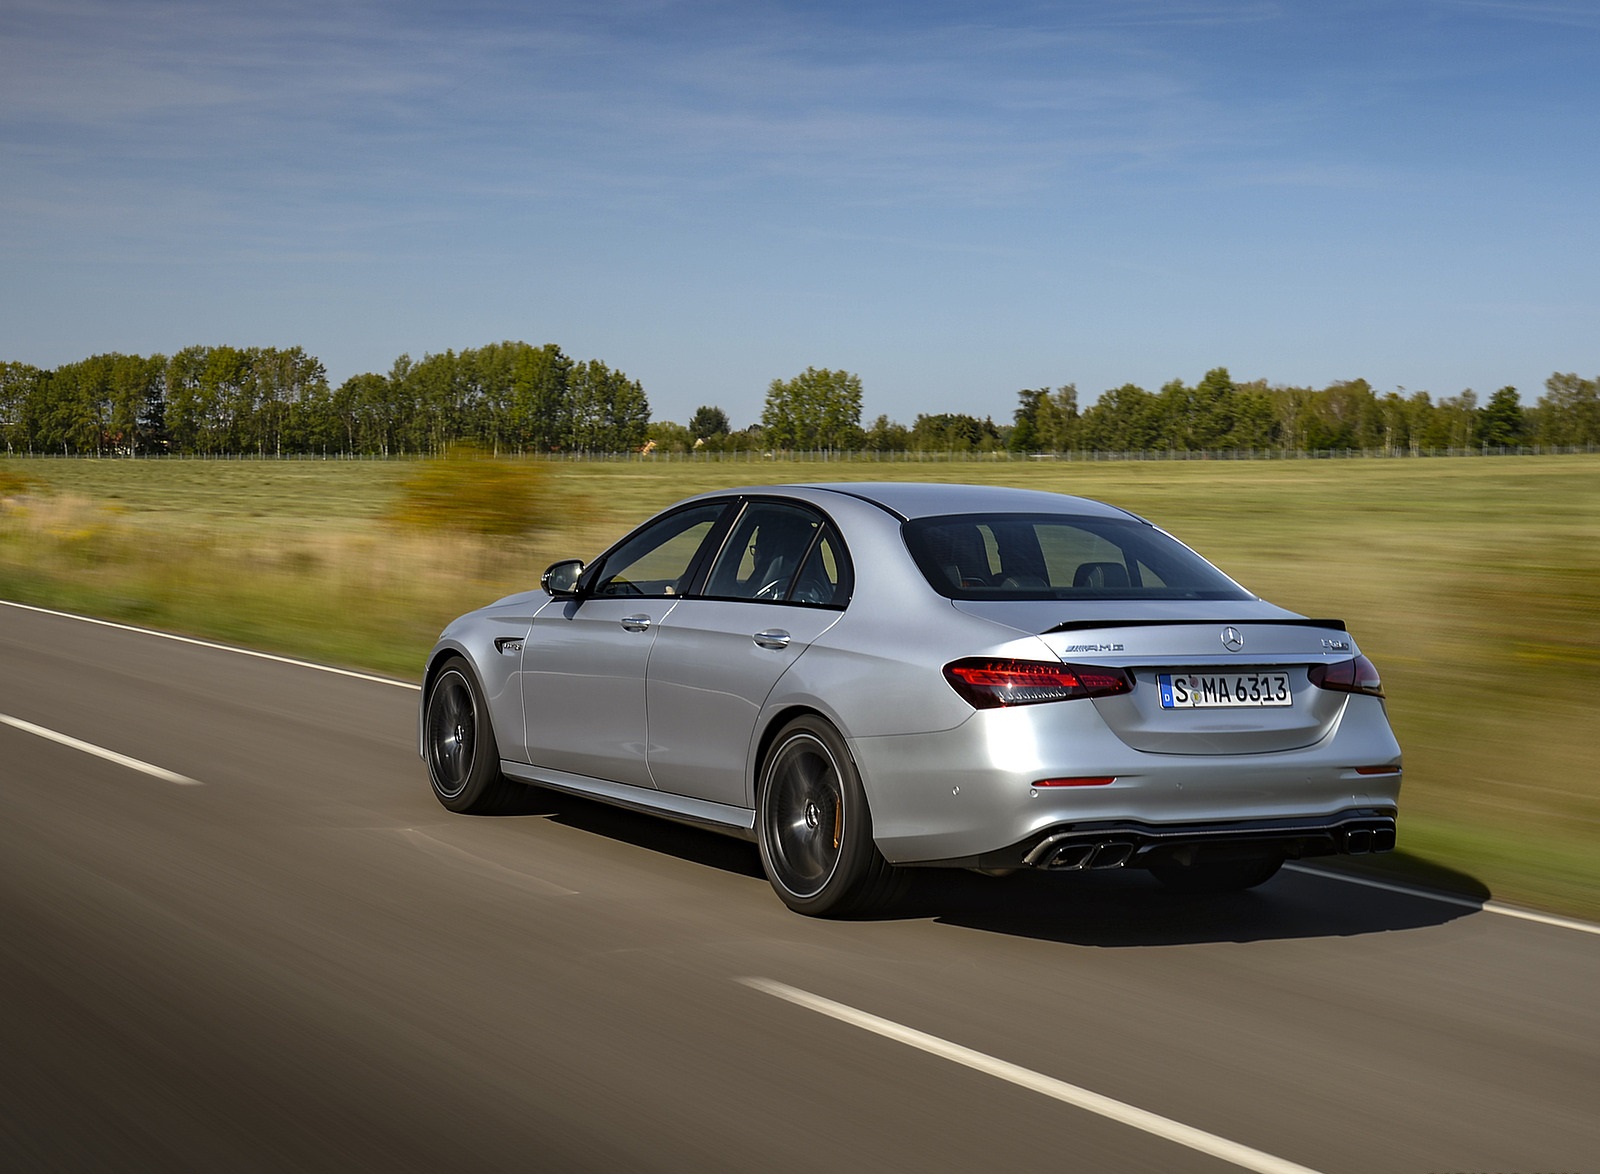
(499, 783, 768, 880)
(897, 863, 1484, 946)
(499, 785, 1489, 946)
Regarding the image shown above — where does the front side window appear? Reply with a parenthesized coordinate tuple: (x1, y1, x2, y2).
(902, 513, 1252, 601)
(590, 503, 726, 597)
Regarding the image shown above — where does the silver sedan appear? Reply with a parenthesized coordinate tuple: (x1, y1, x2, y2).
(420, 483, 1401, 916)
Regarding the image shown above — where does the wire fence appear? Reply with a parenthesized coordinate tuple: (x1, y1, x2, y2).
(5, 443, 1599, 463)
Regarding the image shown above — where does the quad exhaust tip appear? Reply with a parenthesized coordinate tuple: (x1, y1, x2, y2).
(1031, 839, 1135, 871)
(1023, 819, 1395, 871)
(1345, 826, 1397, 854)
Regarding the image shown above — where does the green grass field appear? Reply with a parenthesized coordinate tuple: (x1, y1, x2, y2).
(4, 453, 1598, 919)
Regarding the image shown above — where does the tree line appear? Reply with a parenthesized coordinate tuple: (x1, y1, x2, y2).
(0, 341, 649, 456)
(670, 366, 1599, 455)
(3, 344, 1597, 457)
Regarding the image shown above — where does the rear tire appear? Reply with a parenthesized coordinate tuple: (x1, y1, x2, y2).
(1149, 855, 1283, 894)
(423, 658, 524, 814)
(756, 716, 904, 917)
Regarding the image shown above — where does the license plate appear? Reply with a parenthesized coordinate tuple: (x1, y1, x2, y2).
(1158, 672, 1292, 709)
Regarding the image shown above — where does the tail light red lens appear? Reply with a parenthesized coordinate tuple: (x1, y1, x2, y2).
(1308, 655, 1385, 698)
(943, 658, 1133, 709)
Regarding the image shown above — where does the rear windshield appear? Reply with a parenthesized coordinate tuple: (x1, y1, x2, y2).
(902, 513, 1253, 601)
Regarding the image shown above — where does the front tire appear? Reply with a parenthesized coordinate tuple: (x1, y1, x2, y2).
(756, 716, 903, 917)
(423, 658, 523, 814)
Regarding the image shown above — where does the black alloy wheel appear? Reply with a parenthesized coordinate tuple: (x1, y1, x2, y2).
(423, 657, 522, 814)
(756, 715, 903, 917)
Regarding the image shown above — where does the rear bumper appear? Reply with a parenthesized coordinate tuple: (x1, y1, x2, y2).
(908, 807, 1398, 872)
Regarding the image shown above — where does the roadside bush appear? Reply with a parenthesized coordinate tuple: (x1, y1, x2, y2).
(0, 464, 41, 503)
(387, 447, 548, 537)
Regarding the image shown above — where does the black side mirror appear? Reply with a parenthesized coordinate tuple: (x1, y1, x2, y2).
(541, 559, 586, 598)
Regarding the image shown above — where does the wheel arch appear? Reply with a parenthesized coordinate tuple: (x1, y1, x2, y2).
(418, 641, 485, 758)
(751, 702, 863, 805)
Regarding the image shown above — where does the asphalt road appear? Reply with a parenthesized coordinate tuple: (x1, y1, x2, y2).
(1, 600, 1596, 1174)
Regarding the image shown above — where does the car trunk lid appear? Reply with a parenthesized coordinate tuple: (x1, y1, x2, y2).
(954, 602, 1357, 755)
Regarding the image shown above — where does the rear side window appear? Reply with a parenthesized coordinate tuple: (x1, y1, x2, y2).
(902, 513, 1252, 601)
(701, 500, 853, 608)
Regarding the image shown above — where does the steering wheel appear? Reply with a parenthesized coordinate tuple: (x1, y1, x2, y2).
(791, 576, 831, 604)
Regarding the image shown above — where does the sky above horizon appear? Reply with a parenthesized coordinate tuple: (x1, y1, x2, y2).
(2, 0, 1596, 426)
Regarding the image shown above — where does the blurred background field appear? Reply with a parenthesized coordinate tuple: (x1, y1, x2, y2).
(2, 453, 1597, 920)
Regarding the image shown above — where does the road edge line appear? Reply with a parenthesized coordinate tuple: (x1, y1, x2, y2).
(1284, 863, 1600, 937)
(1, 599, 420, 690)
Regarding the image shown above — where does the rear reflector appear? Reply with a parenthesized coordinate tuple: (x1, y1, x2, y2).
(1353, 765, 1402, 776)
(1033, 776, 1116, 787)
(943, 658, 1134, 709)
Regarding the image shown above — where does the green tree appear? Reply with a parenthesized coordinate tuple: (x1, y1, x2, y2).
(689, 405, 730, 441)
(163, 346, 207, 453)
(1079, 384, 1159, 452)
(646, 420, 693, 454)
(1308, 378, 1377, 451)
(1475, 386, 1525, 449)
(909, 413, 997, 452)
(1536, 373, 1600, 446)
(1188, 367, 1238, 450)
(407, 350, 468, 455)
(864, 413, 909, 452)
(32, 353, 162, 453)
(1399, 389, 1474, 451)
(1373, 391, 1415, 454)
(0, 362, 45, 453)
(508, 343, 572, 452)
(568, 360, 650, 452)
(1403, 391, 1438, 453)
(247, 347, 326, 456)
(1228, 380, 1280, 449)
(1010, 388, 1045, 452)
(1154, 378, 1193, 449)
(162, 345, 252, 454)
(761, 367, 863, 450)
(1013, 385, 1079, 452)
(1039, 385, 1079, 451)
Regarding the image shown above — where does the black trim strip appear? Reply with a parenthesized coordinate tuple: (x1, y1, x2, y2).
(1045, 617, 1347, 634)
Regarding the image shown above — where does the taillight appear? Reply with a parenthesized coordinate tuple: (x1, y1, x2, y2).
(1308, 655, 1385, 698)
(943, 658, 1133, 709)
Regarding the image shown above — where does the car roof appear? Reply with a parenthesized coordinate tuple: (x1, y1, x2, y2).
(794, 482, 1141, 522)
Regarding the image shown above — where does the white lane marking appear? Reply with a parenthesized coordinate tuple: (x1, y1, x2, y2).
(0, 599, 420, 691)
(0, 712, 202, 786)
(1285, 863, 1600, 937)
(741, 978, 1324, 1174)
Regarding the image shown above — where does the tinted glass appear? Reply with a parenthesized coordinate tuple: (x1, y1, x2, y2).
(902, 513, 1252, 601)
(592, 504, 725, 597)
(790, 525, 852, 606)
(702, 501, 850, 608)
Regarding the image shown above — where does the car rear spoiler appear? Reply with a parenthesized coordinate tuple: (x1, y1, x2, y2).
(1044, 617, 1347, 634)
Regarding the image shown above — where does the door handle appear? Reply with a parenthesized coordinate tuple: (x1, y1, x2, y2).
(753, 629, 791, 650)
(621, 615, 652, 633)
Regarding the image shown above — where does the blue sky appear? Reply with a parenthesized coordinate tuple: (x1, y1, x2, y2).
(2, 0, 1596, 426)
